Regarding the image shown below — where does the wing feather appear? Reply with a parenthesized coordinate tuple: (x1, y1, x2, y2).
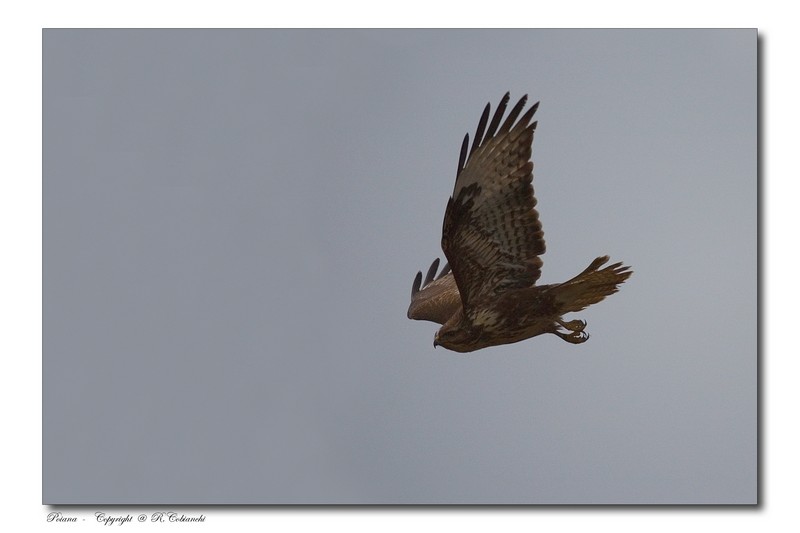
(424, 257, 440, 286)
(469, 103, 491, 159)
(483, 92, 510, 144)
(407, 259, 462, 324)
(442, 93, 545, 312)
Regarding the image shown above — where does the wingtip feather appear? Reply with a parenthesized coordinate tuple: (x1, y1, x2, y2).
(412, 271, 422, 296)
(424, 258, 440, 286)
(457, 133, 469, 177)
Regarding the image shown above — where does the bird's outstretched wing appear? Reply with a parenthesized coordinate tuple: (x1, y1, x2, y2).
(442, 93, 545, 311)
(407, 258, 461, 325)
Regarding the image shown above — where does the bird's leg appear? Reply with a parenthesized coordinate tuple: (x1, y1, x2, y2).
(554, 329, 589, 344)
(556, 318, 587, 332)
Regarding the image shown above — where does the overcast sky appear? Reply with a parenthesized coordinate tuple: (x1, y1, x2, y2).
(43, 29, 756, 504)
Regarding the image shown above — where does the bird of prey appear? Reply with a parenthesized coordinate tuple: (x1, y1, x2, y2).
(407, 93, 632, 352)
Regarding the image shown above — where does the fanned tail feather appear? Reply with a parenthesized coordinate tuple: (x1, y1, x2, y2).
(553, 256, 632, 314)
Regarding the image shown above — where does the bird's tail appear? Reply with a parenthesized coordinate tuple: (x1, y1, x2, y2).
(552, 256, 632, 314)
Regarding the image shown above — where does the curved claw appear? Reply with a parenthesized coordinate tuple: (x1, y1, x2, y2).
(556, 318, 587, 332)
(554, 329, 589, 345)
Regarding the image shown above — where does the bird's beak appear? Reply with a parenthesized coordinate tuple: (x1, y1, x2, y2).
(433, 333, 439, 348)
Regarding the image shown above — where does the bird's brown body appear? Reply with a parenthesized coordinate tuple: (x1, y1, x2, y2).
(407, 93, 632, 352)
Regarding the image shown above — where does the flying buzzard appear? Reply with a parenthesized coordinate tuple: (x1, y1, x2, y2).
(408, 93, 632, 352)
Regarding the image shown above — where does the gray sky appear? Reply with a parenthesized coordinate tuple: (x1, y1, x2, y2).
(43, 29, 756, 504)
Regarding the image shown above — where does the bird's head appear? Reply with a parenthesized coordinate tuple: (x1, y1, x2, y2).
(433, 323, 478, 353)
